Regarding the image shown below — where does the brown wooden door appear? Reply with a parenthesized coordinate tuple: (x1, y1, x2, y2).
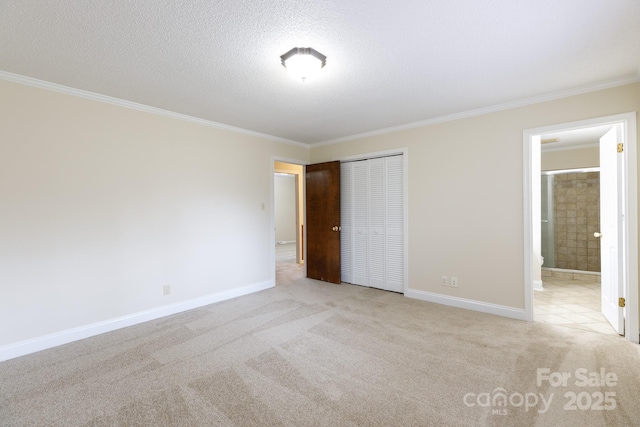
(306, 161, 341, 283)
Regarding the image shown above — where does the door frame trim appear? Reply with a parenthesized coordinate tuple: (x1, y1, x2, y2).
(333, 148, 409, 294)
(271, 157, 309, 285)
(523, 112, 638, 343)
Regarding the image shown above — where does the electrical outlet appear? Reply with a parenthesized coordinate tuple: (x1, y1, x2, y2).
(451, 277, 458, 288)
(163, 285, 171, 295)
(441, 276, 448, 286)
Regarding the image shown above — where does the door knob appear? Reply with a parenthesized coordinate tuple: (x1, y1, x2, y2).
(332, 226, 338, 232)
(594, 232, 602, 238)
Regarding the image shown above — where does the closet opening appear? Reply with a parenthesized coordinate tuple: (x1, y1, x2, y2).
(338, 151, 408, 294)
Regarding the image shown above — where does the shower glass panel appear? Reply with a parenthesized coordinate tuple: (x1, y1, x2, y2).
(540, 174, 555, 268)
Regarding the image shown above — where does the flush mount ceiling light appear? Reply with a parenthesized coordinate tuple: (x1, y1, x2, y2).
(280, 47, 326, 82)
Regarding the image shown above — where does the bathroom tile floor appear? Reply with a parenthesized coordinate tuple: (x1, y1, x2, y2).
(534, 277, 619, 336)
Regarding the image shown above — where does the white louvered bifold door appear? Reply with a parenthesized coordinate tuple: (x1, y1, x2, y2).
(340, 155, 404, 292)
(340, 162, 352, 283)
(352, 161, 369, 286)
(368, 158, 386, 289)
(384, 155, 404, 292)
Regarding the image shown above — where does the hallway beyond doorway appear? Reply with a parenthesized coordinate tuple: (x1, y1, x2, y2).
(276, 243, 303, 285)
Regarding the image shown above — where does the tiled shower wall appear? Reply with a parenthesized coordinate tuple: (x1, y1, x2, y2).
(554, 172, 600, 272)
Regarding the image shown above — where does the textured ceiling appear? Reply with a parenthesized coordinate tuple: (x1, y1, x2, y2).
(1, 1, 639, 145)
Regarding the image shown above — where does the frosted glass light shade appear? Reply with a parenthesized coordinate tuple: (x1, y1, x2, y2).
(280, 47, 326, 81)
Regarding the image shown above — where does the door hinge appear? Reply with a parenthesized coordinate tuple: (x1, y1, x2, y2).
(617, 143, 624, 153)
(618, 297, 626, 308)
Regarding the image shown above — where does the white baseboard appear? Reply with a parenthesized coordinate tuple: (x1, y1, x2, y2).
(0, 280, 274, 362)
(405, 288, 527, 321)
(533, 280, 544, 291)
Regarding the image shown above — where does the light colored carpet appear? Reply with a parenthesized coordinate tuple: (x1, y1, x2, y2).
(1, 250, 639, 426)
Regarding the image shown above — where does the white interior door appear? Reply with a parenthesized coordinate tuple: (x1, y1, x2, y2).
(352, 161, 369, 286)
(599, 124, 624, 335)
(385, 155, 404, 292)
(340, 162, 353, 284)
(368, 158, 386, 288)
(340, 155, 405, 292)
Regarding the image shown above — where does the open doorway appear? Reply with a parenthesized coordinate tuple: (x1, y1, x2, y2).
(273, 161, 304, 284)
(536, 126, 614, 335)
(524, 113, 639, 343)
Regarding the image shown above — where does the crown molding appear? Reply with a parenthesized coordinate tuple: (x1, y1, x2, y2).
(3, 69, 637, 150)
(0, 70, 309, 149)
(313, 74, 640, 148)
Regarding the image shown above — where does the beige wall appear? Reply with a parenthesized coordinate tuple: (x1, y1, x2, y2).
(274, 174, 297, 242)
(542, 146, 599, 171)
(0, 79, 309, 349)
(310, 83, 640, 312)
(2, 76, 638, 353)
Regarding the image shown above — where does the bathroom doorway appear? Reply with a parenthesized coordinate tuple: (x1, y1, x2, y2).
(523, 113, 638, 343)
